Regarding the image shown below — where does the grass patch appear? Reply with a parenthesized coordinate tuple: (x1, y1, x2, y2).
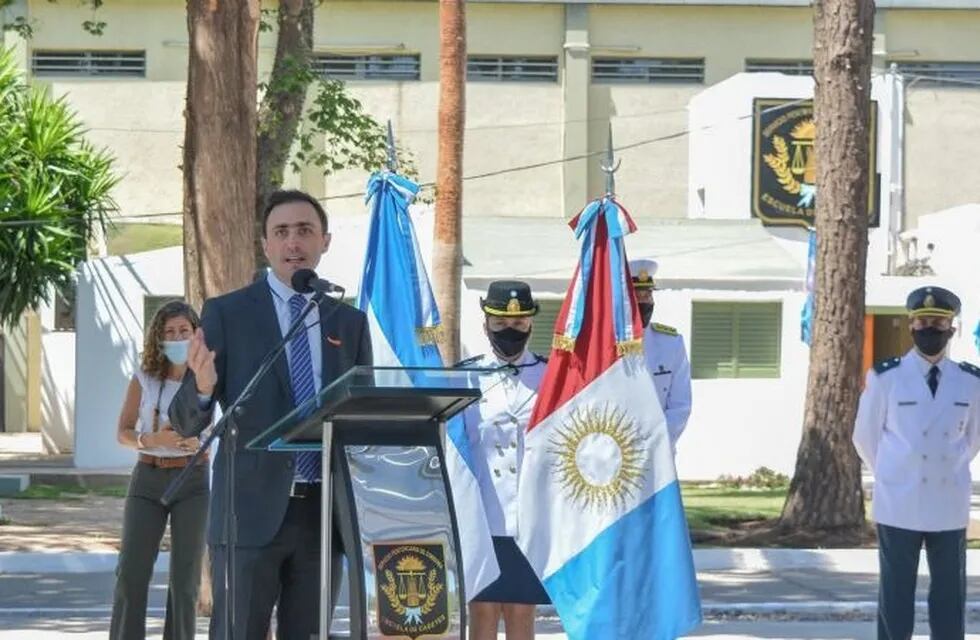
(106, 223, 182, 256)
(681, 484, 786, 532)
(10, 483, 128, 500)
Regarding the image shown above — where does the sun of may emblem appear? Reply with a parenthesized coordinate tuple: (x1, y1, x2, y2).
(549, 404, 647, 511)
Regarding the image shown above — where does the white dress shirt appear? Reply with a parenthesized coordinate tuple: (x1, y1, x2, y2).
(266, 270, 322, 392)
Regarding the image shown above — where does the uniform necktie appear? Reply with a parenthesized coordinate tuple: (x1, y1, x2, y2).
(927, 365, 940, 398)
(288, 294, 321, 482)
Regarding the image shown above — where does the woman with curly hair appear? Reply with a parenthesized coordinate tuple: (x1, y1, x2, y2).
(110, 300, 210, 640)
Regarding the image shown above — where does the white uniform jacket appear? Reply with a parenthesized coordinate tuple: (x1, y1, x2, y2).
(462, 351, 546, 538)
(853, 350, 980, 532)
(642, 323, 693, 448)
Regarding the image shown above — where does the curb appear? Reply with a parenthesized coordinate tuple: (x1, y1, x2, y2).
(0, 551, 167, 574)
(6, 548, 980, 575)
(694, 547, 980, 574)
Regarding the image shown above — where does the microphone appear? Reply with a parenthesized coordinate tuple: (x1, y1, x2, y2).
(291, 268, 345, 295)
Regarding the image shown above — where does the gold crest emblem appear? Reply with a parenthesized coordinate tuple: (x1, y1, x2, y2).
(924, 294, 936, 308)
(763, 119, 816, 199)
(638, 269, 650, 282)
(374, 542, 449, 639)
(506, 298, 521, 314)
(752, 98, 880, 229)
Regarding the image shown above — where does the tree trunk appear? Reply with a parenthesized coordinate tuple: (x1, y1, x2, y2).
(433, 0, 466, 365)
(182, 0, 260, 309)
(779, 0, 875, 536)
(254, 0, 315, 269)
(182, 0, 261, 614)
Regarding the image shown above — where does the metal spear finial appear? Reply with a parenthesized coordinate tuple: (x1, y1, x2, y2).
(385, 119, 398, 172)
(599, 123, 621, 197)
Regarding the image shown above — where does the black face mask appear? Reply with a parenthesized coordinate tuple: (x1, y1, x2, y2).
(489, 327, 531, 359)
(638, 302, 655, 327)
(912, 327, 953, 357)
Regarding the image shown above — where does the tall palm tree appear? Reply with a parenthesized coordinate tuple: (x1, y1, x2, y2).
(434, 0, 466, 364)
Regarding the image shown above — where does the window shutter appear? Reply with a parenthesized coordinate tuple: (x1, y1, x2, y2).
(691, 303, 736, 379)
(528, 299, 562, 357)
(691, 302, 781, 379)
(734, 303, 782, 378)
(32, 50, 146, 77)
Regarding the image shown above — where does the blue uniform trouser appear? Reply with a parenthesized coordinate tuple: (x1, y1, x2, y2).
(877, 523, 966, 640)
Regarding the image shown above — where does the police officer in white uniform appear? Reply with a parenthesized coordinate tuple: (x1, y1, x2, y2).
(629, 259, 692, 449)
(854, 285, 980, 640)
(462, 280, 549, 640)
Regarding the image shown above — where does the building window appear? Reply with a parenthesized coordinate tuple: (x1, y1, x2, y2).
(691, 302, 782, 379)
(591, 57, 704, 84)
(890, 61, 980, 88)
(745, 59, 813, 76)
(31, 50, 146, 77)
(143, 295, 185, 330)
(312, 54, 420, 81)
(467, 56, 559, 82)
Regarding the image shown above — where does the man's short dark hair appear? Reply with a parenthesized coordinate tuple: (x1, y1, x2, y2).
(262, 189, 328, 237)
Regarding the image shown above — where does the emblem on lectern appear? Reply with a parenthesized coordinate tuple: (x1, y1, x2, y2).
(374, 542, 449, 638)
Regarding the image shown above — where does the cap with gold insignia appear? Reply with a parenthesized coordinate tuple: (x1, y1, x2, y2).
(629, 258, 658, 290)
(481, 280, 539, 317)
(906, 285, 961, 318)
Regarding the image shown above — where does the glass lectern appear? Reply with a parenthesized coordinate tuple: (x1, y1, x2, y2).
(248, 365, 505, 640)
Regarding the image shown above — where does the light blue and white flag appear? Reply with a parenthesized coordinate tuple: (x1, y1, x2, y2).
(358, 169, 500, 600)
(801, 228, 816, 346)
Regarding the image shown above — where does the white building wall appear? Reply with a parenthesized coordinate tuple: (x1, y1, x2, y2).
(75, 248, 184, 468)
(651, 287, 810, 480)
(40, 332, 74, 453)
(687, 72, 904, 276)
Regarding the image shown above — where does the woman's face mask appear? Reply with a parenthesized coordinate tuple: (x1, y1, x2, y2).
(489, 327, 531, 359)
(161, 340, 190, 365)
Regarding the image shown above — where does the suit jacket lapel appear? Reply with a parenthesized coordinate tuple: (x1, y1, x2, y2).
(247, 280, 292, 401)
(319, 298, 341, 389)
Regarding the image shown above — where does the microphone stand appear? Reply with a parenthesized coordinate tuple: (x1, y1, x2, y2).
(161, 289, 329, 640)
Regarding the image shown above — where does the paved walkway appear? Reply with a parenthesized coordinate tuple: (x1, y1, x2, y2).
(9, 433, 980, 637)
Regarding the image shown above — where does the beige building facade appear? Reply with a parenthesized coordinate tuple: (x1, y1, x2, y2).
(0, 0, 977, 226)
(2, 1, 979, 463)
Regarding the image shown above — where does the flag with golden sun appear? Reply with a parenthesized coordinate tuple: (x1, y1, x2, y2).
(515, 196, 701, 640)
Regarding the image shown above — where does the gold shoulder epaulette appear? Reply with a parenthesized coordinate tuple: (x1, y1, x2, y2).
(652, 322, 678, 336)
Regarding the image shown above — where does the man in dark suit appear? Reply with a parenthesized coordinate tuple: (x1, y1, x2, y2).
(170, 189, 372, 639)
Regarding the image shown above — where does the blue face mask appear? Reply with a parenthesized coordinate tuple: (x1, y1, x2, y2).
(161, 340, 190, 365)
